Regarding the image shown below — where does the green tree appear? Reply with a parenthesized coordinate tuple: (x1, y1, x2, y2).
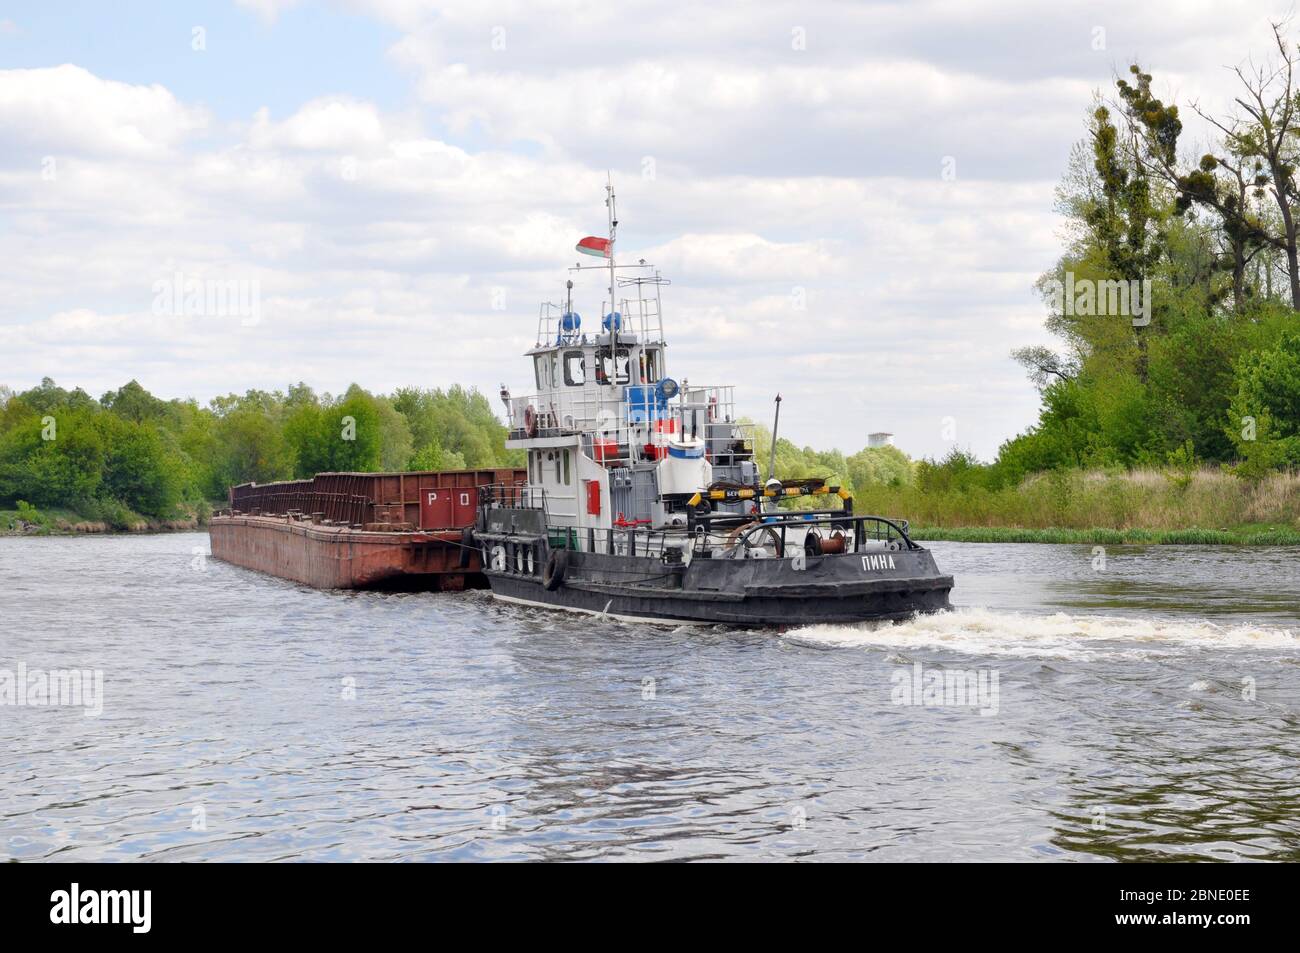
(0, 405, 106, 508)
(408, 442, 467, 471)
(209, 407, 295, 493)
(391, 385, 517, 469)
(97, 414, 183, 517)
(375, 396, 413, 471)
(100, 380, 176, 425)
(316, 386, 382, 472)
(846, 445, 914, 490)
(1228, 332, 1300, 465)
(283, 400, 326, 477)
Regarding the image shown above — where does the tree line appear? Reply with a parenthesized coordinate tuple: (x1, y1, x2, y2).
(0, 375, 923, 526)
(0, 378, 520, 524)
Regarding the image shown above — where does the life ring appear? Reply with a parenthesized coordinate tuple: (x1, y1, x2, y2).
(542, 549, 568, 590)
(523, 405, 538, 437)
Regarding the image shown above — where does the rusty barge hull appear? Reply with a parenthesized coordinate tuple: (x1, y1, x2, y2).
(209, 515, 483, 590)
(210, 468, 524, 590)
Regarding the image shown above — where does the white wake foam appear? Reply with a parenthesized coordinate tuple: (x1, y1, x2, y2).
(785, 607, 1300, 659)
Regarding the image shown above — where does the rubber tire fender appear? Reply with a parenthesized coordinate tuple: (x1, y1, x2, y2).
(542, 548, 568, 590)
(459, 526, 475, 568)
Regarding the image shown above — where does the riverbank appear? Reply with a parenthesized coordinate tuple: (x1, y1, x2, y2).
(856, 467, 1300, 545)
(0, 502, 211, 536)
(908, 525, 1300, 545)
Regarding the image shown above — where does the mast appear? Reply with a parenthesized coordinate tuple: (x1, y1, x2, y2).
(606, 173, 617, 325)
(768, 394, 782, 479)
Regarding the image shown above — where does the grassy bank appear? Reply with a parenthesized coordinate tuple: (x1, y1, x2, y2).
(858, 468, 1300, 545)
(1, 500, 214, 536)
(908, 525, 1300, 545)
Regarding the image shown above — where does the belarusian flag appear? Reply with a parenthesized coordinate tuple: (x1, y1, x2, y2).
(576, 236, 612, 258)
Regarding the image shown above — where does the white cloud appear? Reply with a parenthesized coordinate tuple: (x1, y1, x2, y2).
(248, 98, 394, 154)
(234, 0, 304, 23)
(0, 65, 208, 160)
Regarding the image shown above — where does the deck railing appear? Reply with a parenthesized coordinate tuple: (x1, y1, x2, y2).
(506, 384, 753, 466)
(534, 279, 668, 348)
(694, 512, 918, 557)
(479, 482, 547, 511)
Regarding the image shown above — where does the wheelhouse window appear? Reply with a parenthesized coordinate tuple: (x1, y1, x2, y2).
(597, 347, 630, 385)
(563, 449, 571, 485)
(641, 348, 660, 384)
(563, 350, 586, 386)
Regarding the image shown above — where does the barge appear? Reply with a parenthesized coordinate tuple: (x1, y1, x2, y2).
(209, 468, 524, 589)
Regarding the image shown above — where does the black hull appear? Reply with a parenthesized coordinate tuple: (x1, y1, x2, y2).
(484, 548, 953, 627)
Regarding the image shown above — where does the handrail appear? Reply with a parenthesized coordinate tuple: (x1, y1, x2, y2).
(504, 385, 749, 451)
(479, 482, 547, 511)
(708, 512, 918, 556)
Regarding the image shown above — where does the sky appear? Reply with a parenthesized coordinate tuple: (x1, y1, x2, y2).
(0, 0, 1291, 459)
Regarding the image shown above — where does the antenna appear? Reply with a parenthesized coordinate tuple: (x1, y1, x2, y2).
(768, 394, 782, 482)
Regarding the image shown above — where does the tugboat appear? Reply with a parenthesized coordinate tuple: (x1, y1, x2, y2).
(476, 183, 953, 626)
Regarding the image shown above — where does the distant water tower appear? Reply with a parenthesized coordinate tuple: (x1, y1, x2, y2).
(868, 432, 894, 448)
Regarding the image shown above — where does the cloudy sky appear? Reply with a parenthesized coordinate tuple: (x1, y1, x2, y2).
(0, 0, 1288, 458)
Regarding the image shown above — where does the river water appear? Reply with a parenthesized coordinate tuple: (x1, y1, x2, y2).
(2, 532, 1298, 861)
